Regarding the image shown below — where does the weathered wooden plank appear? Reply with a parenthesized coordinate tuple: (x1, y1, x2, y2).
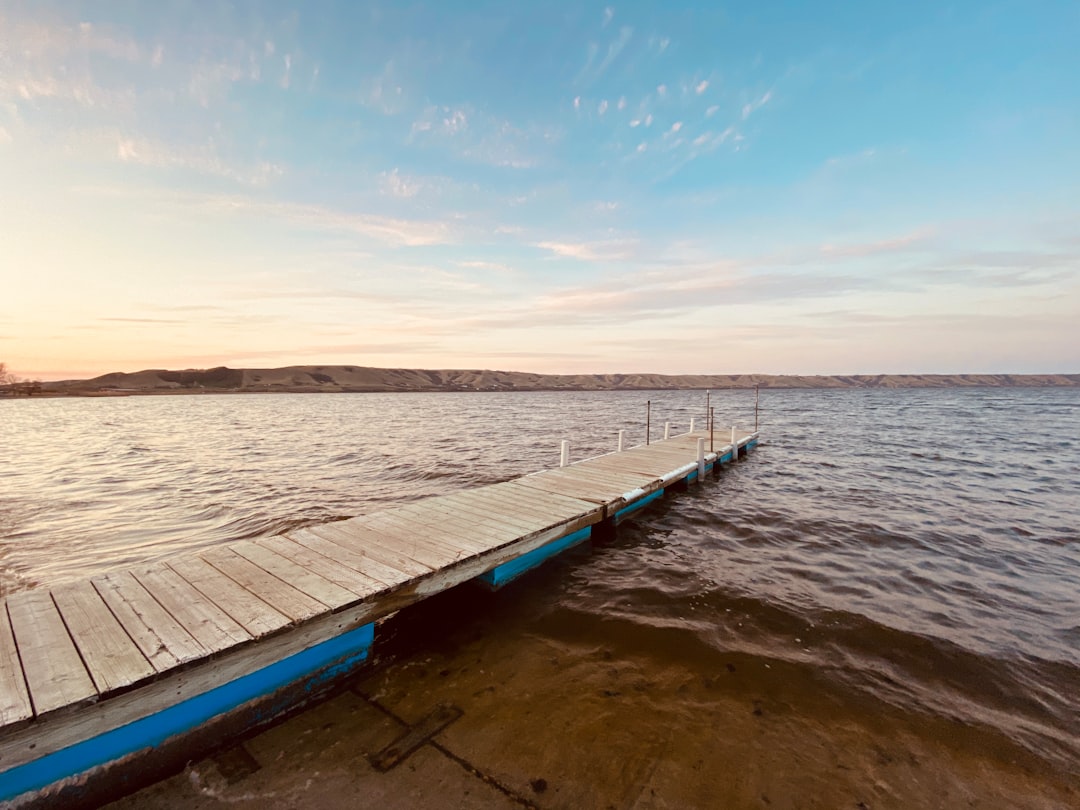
(389, 496, 536, 540)
(305, 522, 433, 578)
(513, 474, 627, 505)
(425, 504, 544, 543)
(434, 492, 550, 533)
(485, 481, 597, 514)
(51, 580, 156, 694)
(460, 484, 595, 523)
(256, 535, 386, 598)
(545, 460, 655, 483)
(168, 556, 290, 638)
(391, 495, 545, 540)
(448, 496, 577, 537)
(536, 467, 655, 493)
(285, 528, 415, 589)
(132, 563, 251, 655)
(372, 506, 492, 554)
(520, 469, 625, 492)
(455, 488, 576, 524)
(230, 540, 362, 611)
(586, 455, 691, 476)
(492, 482, 605, 517)
(551, 464, 657, 488)
(598, 444, 689, 461)
(201, 546, 327, 623)
(601, 442, 689, 458)
(92, 571, 206, 671)
(6, 589, 97, 716)
(348, 513, 479, 565)
(324, 516, 454, 571)
(0, 602, 32, 725)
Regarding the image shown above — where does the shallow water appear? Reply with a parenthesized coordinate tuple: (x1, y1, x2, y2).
(3, 388, 1078, 786)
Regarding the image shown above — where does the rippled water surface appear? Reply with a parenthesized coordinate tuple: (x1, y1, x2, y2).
(3, 388, 1078, 785)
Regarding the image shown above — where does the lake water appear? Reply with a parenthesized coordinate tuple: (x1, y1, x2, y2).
(3, 388, 1078, 804)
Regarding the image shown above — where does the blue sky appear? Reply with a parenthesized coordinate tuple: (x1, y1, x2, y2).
(2, 0, 1078, 379)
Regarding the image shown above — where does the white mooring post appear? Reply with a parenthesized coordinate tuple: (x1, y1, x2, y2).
(560, 440, 570, 468)
(730, 426, 737, 461)
(617, 430, 626, 452)
(689, 417, 696, 434)
(664, 421, 671, 440)
(697, 438, 706, 481)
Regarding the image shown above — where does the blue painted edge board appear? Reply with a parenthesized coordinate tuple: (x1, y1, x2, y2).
(477, 526, 592, 589)
(614, 488, 665, 522)
(1, 622, 375, 803)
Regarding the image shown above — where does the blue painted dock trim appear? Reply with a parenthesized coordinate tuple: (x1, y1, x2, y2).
(1, 622, 375, 803)
(614, 488, 664, 522)
(477, 526, 592, 589)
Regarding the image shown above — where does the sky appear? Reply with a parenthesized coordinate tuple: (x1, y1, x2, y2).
(1, 1, 1078, 380)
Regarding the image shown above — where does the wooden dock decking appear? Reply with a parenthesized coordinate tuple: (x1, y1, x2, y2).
(0, 428, 758, 807)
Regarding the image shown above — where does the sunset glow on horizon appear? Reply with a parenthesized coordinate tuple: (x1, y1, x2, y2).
(2, 1, 1078, 381)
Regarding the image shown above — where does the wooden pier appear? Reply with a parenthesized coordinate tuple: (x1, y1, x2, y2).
(0, 428, 758, 807)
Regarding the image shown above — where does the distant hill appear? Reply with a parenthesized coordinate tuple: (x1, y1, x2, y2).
(40, 365, 1080, 395)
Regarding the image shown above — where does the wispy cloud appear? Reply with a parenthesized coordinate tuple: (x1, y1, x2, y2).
(695, 80, 709, 95)
(741, 90, 773, 120)
(819, 229, 932, 258)
(361, 61, 407, 114)
(5, 19, 144, 63)
(411, 105, 542, 168)
(454, 259, 520, 276)
(115, 136, 284, 186)
(378, 169, 420, 198)
(187, 57, 260, 107)
(280, 54, 292, 90)
(534, 238, 638, 261)
(209, 197, 456, 247)
(86, 185, 458, 248)
(411, 105, 469, 136)
(576, 26, 634, 85)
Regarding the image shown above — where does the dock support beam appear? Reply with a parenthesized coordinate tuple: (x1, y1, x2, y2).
(560, 440, 570, 468)
(617, 430, 625, 452)
(664, 421, 671, 440)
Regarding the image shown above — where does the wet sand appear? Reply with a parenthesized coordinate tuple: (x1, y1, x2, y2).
(110, 580, 1077, 810)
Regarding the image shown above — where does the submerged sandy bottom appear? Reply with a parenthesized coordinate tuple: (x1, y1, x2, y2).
(111, 580, 1076, 810)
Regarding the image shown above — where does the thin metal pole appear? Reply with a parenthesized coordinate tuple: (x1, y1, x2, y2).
(646, 400, 651, 445)
(705, 389, 711, 434)
(755, 385, 760, 432)
(710, 407, 715, 453)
